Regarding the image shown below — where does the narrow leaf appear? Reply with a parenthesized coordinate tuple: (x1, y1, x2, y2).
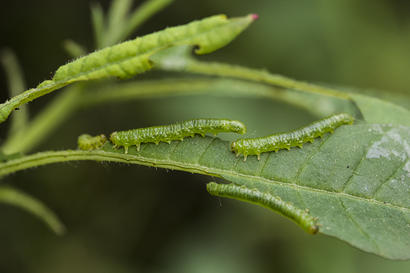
(0, 14, 256, 124)
(154, 46, 410, 126)
(1, 86, 82, 154)
(0, 49, 28, 136)
(103, 0, 133, 47)
(0, 185, 66, 235)
(91, 2, 105, 49)
(62, 39, 87, 58)
(121, 0, 174, 41)
(153, 45, 351, 100)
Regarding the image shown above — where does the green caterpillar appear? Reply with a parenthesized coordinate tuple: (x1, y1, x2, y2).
(231, 113, 354, 160)
(78, 134, 107, 150)
(110, 118, 246, 153)
(207, 182, 319, 234)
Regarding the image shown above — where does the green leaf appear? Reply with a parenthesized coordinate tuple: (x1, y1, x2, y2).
(153, 46, 410, 126)
(103, 0, 133, 47)
(0, 123, 408, 259)
(0, 76, 354, 155)
(1, 85, 82, 155)
(349, 93, 410, 126)
(52, 14, 255, 83)
(0, 185, 66, 235)
(152, 45, 352, 100)
(91, 2, 105, 49)
(122, 0, 174, 41)
(82, 77, 359, 117)
(103, 0, 174, 47)
(0, 151, 23, 162)
(0, 49, 28, 136)
(0, 14, 255, 124)
(62, 39, 87, 58)
(220, 125, 410, 260)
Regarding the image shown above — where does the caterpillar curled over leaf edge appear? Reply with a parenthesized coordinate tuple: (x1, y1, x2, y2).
(231, 113, 354, 160)
(207, 182, 319, 234)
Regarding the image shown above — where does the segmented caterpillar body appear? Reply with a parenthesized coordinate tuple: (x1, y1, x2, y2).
(207, 182, 319, 234)
(78, 134, 107, 150)
(110, 118, 246, 153)
(231, 113, 354, 160)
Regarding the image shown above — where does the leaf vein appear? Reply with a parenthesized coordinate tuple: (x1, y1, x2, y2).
(294, 135, 332, 183)
(196, 137, 217, 164)
(339, 198, 381, 254)
(257, 151, 271, 176)
(371, 159, 408, 199)
(340, 129, 386, 192)
(1, 149, 409, 212)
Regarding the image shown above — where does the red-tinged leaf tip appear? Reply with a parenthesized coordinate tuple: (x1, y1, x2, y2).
(250, 14, 259, 20)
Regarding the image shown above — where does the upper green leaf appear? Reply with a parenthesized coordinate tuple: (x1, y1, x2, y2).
(53, 14, 254, 82)
(0, 14, 256, 124)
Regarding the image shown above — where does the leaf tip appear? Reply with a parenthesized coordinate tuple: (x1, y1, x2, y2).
(250, 14, 259, 20)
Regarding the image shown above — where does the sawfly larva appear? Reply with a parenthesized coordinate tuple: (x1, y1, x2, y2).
(231, 113, 354, 160)
(110, 118, 246, 153)
(207, 182, 319, 234)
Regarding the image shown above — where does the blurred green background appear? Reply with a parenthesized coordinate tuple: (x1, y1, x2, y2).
(0, 0, 409, 272)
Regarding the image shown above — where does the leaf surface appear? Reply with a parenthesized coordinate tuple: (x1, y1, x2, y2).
(1, 123, 408, 259)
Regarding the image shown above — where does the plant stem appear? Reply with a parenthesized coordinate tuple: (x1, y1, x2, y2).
(1, 77, 347, 154)
(0, 185, 66, 235)
(170, 59, 351, 100)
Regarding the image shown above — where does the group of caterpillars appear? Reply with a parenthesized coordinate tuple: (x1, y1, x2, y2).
(78, 113, 355, 234)
(78, 113, 354, 160)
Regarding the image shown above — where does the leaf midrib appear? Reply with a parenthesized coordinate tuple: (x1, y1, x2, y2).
(1, 149, 408, 213)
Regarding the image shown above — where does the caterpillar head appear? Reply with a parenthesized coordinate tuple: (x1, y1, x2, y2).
(110, 131, 118, 143)
(229, 120, 247, 134)
(230, 139, 244, 154)
(230, 141, 237, 152)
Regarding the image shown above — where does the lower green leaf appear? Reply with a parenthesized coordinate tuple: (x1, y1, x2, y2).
(0, 123, 407, 259)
